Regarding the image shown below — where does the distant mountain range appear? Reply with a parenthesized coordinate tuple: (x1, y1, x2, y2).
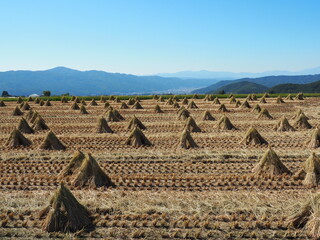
(193, 74, 320, 94)
(0, 67, 218, 96)
(157, 67, 320, 79)
(2, 66, 320, 96)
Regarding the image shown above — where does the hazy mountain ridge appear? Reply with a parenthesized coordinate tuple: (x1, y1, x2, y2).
(3, 67, 320, 96)
(158, 67, 320, 79)
(0, 67, 217, 96)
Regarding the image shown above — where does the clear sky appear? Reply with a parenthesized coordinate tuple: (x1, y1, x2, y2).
(1, 0, 320, 75)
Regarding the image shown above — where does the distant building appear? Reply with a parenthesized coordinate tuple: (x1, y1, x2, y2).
(29, 94, 40, 97)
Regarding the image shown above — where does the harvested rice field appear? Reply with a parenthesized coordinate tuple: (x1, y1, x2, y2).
(1, 94, 320, 239)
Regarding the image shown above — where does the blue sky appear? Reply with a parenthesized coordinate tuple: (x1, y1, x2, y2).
(1, 0, 320, 75)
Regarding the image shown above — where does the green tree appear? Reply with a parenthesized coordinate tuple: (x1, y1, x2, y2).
(43, 91, 51, 97)
(1, 91, 10, 97)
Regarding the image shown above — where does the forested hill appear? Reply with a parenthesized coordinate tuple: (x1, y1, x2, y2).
(192, 74, 320, 94)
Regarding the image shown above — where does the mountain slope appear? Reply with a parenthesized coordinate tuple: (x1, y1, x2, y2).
(0, 67, 217, 96)
(208, 81, 268, 94)
(192, 80, 239, 94)
(268, 80, 320, 93)
(192, 74, 320, 94)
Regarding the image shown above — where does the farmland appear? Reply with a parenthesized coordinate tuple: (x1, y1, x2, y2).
(0, 95, 319, 239)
